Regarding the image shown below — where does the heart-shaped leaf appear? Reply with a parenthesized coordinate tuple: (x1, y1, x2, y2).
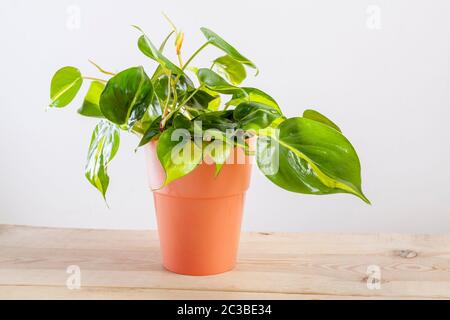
(303, 109, 341, 132)
(200, 27, 258, 73)
(85, 120, 120, 200)
(156, 128, 202, 187)
(197, 68, 243, 95)
(234, 102, 283, 131)
(257, 117, 369, 203)
(226, 87, 281, 112)
(78, 81, 105, 118)
(50, 66, 83, 107)
(100, 66, 153, 127)
(213, 55, 246, 85)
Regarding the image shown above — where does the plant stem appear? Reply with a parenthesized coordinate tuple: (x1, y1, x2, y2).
(181, 42, 209, 72)
(83, 76, 107, 83)
(164, 86, 202, 123)
(177, 54, 183, 68)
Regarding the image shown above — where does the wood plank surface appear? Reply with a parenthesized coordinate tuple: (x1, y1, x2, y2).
(0, 225, 449, 299)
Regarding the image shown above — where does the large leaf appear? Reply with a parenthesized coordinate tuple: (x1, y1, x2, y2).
(234, 102, 283, 131)
(197, 68, 243, 95)
(78, 81, 105, 118)
(257, 117, 369, 203)
(226, 87, 281, 112)
(100, 66, 153, 127)
(200, 27, 258, 73)
(50, 66, 83, 107)
(85, 120, 120, 200)
(213, 55, 246, 85)
(303, 109, 341, 132)
(156, 128, 202, 187)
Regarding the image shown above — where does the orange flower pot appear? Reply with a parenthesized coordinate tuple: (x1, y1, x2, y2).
(145, 141, 252, 275)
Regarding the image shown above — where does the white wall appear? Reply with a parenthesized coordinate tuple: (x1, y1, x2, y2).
(1, 0, 449, 233)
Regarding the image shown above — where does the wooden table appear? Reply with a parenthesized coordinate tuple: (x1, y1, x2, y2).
(0, 225, 449, 299)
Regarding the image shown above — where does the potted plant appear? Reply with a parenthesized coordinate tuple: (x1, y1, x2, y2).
(49, 19, 369, 275)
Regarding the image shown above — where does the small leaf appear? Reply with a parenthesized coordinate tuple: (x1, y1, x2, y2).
(257, 117, 369, 203)
(200, 27, 258, 73)
(197, 68, 243, 94)
(213, 55, 246, 85)
(85, 120, 120, 200)
(185, 89, 220, 110)
(100, 66, 153, 127)
(226, 87, 281, 112)
(193, 110, 237, 132)
(134, 26, 183, 76)
(234, 102, 283, 131)
(156, 128, 202, 187)
(50, 66, 83, 107)
(173, 113, 192, 129)
(138, 116, 162, 147)
(303, 109, 341, 132)
(78, 81, 105, 118)
(203, 130, 233, 176)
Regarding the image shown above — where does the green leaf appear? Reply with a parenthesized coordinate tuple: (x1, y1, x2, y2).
(156, 128, 202, 187)
(134, 26, 183, 76)
(257, 117, 369, 203)
(200, 27, 258, 73)
(50, 66, 83, 107)
(213, 55, 246, 85)
(203, 129, 233, 176)
(85, 120, 120, 200)
(173, 113, 192, 129)
(226, 87, 281, 112)
(197, 68, 243, 94)
(193, 110, 237, 132)
(303, 109, 341, 132)
(100, 66, 153, 127)
(154, 74, 191, 102)
(234, 102, 283, 131)
(185, 89, 220, 110)
(138, 116, 161, 147)
(78, 81, 105, 118)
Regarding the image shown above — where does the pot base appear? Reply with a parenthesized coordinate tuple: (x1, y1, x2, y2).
(154, 193, 245, 276)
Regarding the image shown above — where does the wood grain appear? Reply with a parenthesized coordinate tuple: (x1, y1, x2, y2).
(0, 225, 449, 300)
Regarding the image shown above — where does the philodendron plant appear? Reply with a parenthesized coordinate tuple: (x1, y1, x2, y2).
(49, 20, 370, 204)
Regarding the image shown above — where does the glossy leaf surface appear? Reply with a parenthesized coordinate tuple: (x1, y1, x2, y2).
(100, 67, 153, 127)
(213, 55, 246, 85)
(197, 68, 243, 94)
(303, 109, 341, 132)
(156, 128, 202, 187)
(78, 81, 105, 118)
(138, 116, 162, 147)
(85, 120, 120, 200)
(257, 117, 369, 203)
(200, 27, 258, 72)
(226, 87, 281, 112)
(234, 102, 283, 131)
(50, 66, 83, 107)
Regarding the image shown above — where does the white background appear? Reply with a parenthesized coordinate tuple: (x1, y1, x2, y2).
(1, 0, 449, 233)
